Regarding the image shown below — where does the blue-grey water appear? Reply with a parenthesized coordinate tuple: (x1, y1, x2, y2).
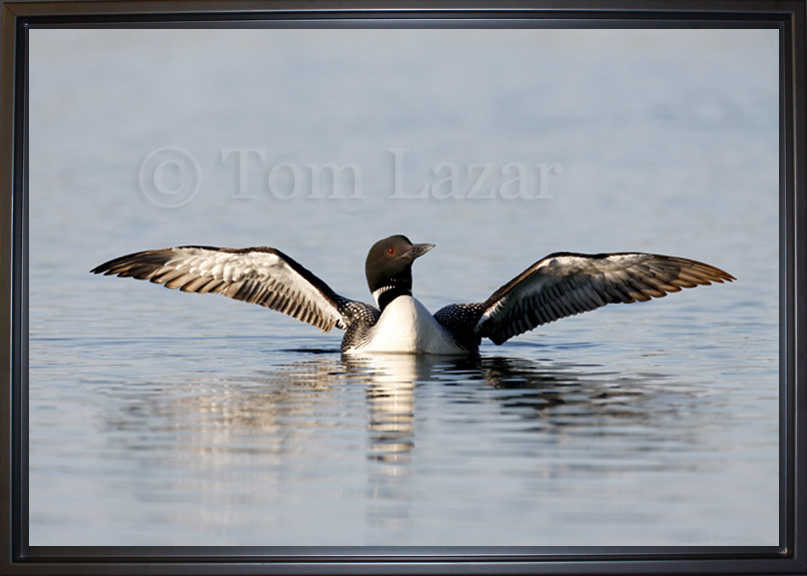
(27, 27, 779, 546)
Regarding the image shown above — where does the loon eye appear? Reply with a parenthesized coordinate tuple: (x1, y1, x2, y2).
(388, 248, 395, 255)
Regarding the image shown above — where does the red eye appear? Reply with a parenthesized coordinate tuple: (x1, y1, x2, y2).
(387, 248, 395, 255)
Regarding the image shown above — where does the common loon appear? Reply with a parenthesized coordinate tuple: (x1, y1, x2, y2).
(91, 235, 734, 355)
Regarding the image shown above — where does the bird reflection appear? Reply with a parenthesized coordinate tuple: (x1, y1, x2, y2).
(101, 350, 674, 536)
(106, 352, 666, 456)
(344, 355, 421, 465)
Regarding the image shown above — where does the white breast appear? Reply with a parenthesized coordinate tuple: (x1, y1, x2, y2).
(348, 296, 466, 355)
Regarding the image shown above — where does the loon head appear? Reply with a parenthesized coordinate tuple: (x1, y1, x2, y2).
(365, 235, 434, 309)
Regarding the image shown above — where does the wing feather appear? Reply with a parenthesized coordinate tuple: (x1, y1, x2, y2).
(91, 245, 360, 333)
(475, 252, 734, 345)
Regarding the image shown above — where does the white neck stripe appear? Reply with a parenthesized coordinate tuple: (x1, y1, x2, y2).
(372, 285, 394, 307)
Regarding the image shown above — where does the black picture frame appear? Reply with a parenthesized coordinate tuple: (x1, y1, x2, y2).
(1, 1, 805, 574)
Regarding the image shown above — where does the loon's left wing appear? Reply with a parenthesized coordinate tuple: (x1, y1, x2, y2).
(91, 245, 366, 333)
(470, 252, 735, 345)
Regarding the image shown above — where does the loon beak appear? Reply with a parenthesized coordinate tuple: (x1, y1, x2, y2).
(404, 243, 435, 262)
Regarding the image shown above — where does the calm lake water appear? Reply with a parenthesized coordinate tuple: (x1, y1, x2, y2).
(27, 27, 779, 546)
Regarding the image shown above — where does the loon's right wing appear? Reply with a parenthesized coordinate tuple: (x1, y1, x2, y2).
(91, 245, 377, 333)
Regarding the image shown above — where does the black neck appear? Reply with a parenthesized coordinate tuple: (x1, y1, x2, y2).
(376, 284, 412, 311)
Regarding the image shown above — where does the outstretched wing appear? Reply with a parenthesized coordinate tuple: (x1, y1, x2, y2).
(91, 245, 376, 333)
(474, 252, 735, 345)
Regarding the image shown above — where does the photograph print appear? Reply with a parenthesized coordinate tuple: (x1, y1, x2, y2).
(25, 23, 779, 548)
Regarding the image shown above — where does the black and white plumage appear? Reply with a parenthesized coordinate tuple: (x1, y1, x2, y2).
(91, 235, 734, 355)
